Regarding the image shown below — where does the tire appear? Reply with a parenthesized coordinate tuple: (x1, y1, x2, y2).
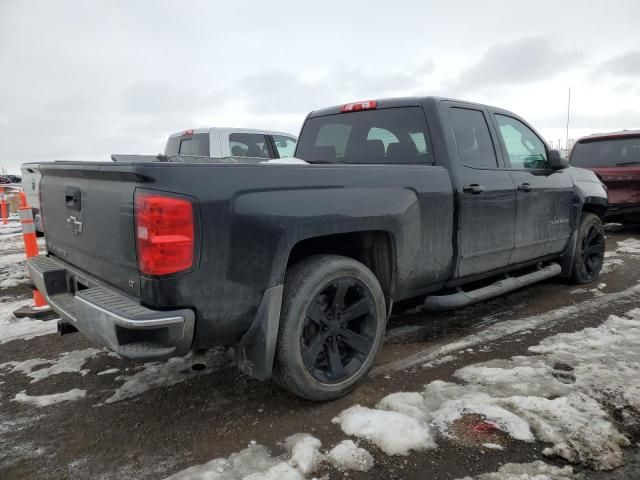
(273, 255, 386, 401)
(570, 213, 605, 284)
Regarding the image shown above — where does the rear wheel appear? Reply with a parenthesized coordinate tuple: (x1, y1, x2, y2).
(571, 213, 605, 284)
(273, 255, 386, 401)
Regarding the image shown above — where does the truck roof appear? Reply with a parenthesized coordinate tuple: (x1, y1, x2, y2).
(307, 96, 502, 118)
(575, 130, 640, 143)
(167, 127, 297, 139)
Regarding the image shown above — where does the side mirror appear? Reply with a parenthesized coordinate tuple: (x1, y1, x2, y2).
(549, 149, 569, 170)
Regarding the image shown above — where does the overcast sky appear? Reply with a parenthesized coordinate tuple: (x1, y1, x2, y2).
(1, 0, 639, 173)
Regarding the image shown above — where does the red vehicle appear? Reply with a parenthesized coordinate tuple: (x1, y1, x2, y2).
(570, 130, 640, 223)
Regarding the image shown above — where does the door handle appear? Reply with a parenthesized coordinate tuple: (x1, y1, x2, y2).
(463, 184, 485, 194)
(518, 183, 532, 192)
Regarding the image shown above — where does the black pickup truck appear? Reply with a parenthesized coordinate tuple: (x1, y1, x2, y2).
(26, 97, 607, 400)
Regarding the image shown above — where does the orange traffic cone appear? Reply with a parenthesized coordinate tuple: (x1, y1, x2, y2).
(0, 187, 7, 225)
(13, 191, 52, 318)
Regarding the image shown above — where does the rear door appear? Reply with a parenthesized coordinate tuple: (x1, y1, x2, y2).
(491, 113, 574, 264)
(446, 104, 516, 278)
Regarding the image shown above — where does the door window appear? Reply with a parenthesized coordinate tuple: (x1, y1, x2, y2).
(450, 108, 499, 168)
(495, 115, 548, 169)
(229, 133, 270, 158)
(272, 135, 297, 158)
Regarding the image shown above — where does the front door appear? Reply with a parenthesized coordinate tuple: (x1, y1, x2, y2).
(492, 113, 574, 264)
(448, 106, 517, 278)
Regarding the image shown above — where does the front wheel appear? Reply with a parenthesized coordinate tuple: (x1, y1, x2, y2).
(273, 255, 386, 401)
(571, 213, 605, 284)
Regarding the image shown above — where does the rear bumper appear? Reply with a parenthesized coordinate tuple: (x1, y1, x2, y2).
(27, 255, 195, 360)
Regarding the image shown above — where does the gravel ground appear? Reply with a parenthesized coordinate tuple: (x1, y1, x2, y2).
(1, 221, 639, 479)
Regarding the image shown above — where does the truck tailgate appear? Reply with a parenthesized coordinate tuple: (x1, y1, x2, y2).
(40, 163, 141, 296)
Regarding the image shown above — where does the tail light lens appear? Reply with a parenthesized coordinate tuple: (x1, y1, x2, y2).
(135, 192, 194, 276)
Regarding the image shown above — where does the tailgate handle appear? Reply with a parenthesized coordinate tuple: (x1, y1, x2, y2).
(65, 187, 82, 211)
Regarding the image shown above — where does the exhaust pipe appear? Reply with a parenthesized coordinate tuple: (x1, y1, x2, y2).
(57, 320, 78, 336)
(191, 350, 208, 371)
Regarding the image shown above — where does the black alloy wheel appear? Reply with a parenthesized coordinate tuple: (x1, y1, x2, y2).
(301, 277, 376, 384)
(579, 222, 605, 281)
(273, 255, 386, 401)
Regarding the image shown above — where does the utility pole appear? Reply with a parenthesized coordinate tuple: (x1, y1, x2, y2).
(565, 87, 571, 154)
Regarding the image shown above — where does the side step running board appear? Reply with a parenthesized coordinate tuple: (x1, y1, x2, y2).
(424, 262, 562, 311)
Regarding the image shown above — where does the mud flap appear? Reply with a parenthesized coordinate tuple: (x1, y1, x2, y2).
(236, 284, 283, 381)
(559, 230, 578, 277)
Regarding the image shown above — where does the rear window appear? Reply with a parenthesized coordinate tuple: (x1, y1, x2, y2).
(164, 134, 210, 156)
(571, 137, 640, 168)
(296, 107, 432, 164)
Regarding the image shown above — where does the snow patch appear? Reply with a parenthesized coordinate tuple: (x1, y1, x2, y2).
(503, 394, 628, 470)
(374, 282, 640, 375)
(0, 348, 103, 382)
(163, 444, 301, 480)
(617, 238, 640, 255)
(481, 443, 503, 450)
(337, 309, 640, 470)
(0, 253, 26, 267)
(332, 404, 436, 455)
(456, 461, 576, 480)
(284, 433, 324, 475)
(13, 389, 86, 407)
(423, 354, 456, 368)
(328, 440, 374, 472)
(378, 383, 534, 443)
(0, 299, 57, 344)
(601, 257, 624, 274)
(104, 348, 232, 404)
(97, 368, 120, 376)
(165, 433, 371, 480)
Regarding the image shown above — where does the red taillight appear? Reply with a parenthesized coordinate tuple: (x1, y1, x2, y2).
(135, 192, 194, 276)
(341, 100, 377, 113)
(182, 129, 194, 136)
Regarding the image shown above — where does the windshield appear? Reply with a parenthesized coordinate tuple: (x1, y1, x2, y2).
(272, 135, 297, 158)
(570, 136, 640, 168)
(295, 107, 433, 164)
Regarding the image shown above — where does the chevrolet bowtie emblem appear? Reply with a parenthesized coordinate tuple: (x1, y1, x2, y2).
(66, 215, 83, 235)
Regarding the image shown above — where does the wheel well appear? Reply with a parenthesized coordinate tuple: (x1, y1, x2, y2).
(286, 231, 396, 300)
(582, 203, 607, 220)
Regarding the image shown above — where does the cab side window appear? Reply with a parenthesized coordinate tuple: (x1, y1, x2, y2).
(450, 108, 499, 168)
(495, 115, 548, 169)
(229, 133, 270, 158)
